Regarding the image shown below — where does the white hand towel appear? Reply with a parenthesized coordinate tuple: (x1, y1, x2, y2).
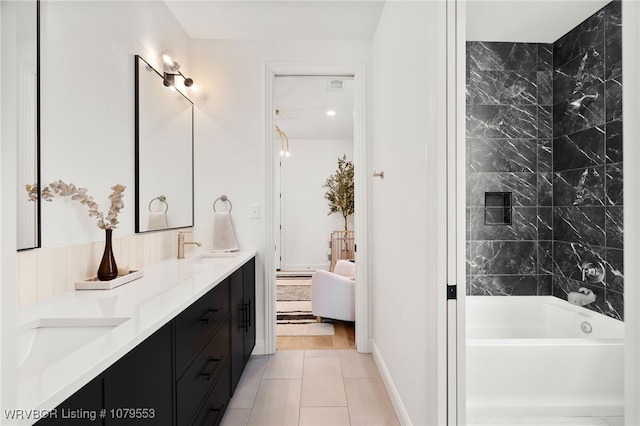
(212, 211, 239, 252)
(147, 212, 168, 231)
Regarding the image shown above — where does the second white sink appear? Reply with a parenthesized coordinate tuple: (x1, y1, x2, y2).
(17, 317, 129, 378)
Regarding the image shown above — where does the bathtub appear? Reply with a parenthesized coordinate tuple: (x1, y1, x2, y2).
(466, 296, 624, 417)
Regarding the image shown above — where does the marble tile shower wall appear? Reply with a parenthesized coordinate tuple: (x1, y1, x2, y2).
(466, 0, 623, 321)
(466, 41, 553, 297)
(551, 0, 623, 320)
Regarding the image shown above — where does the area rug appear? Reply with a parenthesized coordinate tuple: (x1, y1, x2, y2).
(276, 278, 335, 336)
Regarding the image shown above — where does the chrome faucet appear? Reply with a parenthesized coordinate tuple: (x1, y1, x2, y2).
(177, 232, 201, 259)
(568, 287, 597, 306)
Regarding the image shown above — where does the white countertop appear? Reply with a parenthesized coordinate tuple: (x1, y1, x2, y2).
(13, 249, 257, 425)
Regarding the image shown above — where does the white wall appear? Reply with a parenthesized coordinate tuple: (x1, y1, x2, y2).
(39, 0, 191, 247)
(190, 39, 371, 353)
(281, 138, 353, 271)
(371, 2, 445, 424)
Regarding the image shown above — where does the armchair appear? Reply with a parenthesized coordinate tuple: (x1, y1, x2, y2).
(311, 260, 355, 322)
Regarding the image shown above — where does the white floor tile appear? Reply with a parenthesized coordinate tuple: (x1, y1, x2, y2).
(301, 357, 347, 407)
(299, 407, 351, 426)
(339, 350, 380, 378)
(305, 349, 340, 358)
(221, 408, 251, 426)
(262, 350, 304, 379)
(344, 377, 399, 426)
(247, 379, 302, 426)
(600, 417, 624, 426)
(229, 356, 269, 409)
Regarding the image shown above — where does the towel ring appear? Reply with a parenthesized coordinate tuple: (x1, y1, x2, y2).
(213, 195, 232, 213)
(149, 195, 169, 213)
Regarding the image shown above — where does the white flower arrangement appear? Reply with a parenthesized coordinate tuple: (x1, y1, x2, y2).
(41, 180, 126, 230)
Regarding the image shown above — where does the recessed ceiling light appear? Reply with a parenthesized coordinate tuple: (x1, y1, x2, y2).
(326, 110, 336, 116)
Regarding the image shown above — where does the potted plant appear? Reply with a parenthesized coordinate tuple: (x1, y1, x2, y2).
(322, 155, 354, 231)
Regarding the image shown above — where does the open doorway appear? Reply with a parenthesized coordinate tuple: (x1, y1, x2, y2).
(273, 75, 356, 350)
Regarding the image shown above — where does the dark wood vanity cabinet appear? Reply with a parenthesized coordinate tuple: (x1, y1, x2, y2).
(230, 258, 256, 393)
(36, 257, 256, 426)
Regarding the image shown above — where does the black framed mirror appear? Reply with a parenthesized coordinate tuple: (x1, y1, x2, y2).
(11, 0, 41, 250)
(135, 55, 194, 233)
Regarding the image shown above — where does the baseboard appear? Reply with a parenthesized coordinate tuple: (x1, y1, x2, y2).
(372, 340, 411, 425)
(251, 339, 268, 355)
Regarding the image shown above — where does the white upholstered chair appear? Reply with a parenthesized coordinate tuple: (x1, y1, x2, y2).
(311, 260, 355, 322)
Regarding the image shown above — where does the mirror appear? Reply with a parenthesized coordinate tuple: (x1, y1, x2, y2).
(7, 0, 41, 250)
(135, 55, 194, 233)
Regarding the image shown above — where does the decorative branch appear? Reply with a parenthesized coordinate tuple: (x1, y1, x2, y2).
(41, 180, 125, 230)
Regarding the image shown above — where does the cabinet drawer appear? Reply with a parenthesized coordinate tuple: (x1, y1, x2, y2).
(176, 280, 229, 372)
(189, 366, 230, 426)
(177, 320, 230, 426)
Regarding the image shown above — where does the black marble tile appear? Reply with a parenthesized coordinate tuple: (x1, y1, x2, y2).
(553, 84, 605, 137)
(605, 120, 622, 164)
(468, 241, 537, 275)
(538, 240, 553, 275)
(605, 289, 624, 321)
(538, 173, 553, 206)
(467, 71, 537, 105)
(605, 77, 622, 122)
(468, 275, 538, 296)
(538, 139, 552, 172)
(468, 206, 537, 241)
(553, 126, 605, 172)
(468, 139, 536, 173)
(538, 274, 553, 295)
(552, 241, 606, 281)
(553, 207, 605, 246)
(606, 207, 623, 249)
(467, 173, 537, 207)
(554, 8, 605, 68)
(553, 167, 605, 207)
(537, 43, 552, 71)
(605, 247, 624, 293)
(604, 0, 622, 80)
(537, 71, 553, 106)
(553, 44, 605, 104)
(606, 163, 623, 206)
(468, 42, 538, 71)
(538, 208, 553, 240)
(538, 106, 553, 139)
(552, 276, 606, 315)
(467, 105, 538, 139)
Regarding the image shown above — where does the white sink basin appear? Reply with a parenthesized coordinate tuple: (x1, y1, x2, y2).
(17, 317, 129, 377)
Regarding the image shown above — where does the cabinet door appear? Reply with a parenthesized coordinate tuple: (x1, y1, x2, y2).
(229, 268, 244, 394)
(36, 376, 104, 425)
(242, 257, 256, 366)
(104, 323, 173, 426)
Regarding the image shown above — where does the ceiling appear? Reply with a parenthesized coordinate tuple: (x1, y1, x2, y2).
(274, 76, 354, 140)
(466, 0, 612, 43)
(164, 1, 385, 41)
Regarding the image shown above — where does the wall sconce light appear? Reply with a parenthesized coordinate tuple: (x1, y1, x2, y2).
(570, 92, 598, 108)
(275, 109, 290, 157)
(162, 54, 194, 88)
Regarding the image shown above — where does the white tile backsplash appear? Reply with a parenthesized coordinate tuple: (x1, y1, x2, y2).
(16, 229, 187, 307)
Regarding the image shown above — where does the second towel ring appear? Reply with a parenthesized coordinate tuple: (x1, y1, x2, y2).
(213, 195, 233, 213)
(149, 195, 169, 213)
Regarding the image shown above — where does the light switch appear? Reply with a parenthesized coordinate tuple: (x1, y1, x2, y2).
(250, 204, 260, 219)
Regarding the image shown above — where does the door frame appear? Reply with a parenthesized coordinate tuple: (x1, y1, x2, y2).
(263, 62, 370, 354)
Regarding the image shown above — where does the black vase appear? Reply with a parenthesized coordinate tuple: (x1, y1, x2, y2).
(97, 229, 118, 281)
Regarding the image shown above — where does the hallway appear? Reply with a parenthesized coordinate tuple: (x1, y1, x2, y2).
(220, 350, 399, 426)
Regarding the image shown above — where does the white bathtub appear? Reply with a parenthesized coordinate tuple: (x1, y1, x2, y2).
(466, 296, 624, 417)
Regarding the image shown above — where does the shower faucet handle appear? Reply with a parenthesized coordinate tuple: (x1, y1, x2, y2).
(580, 261, 605, 283)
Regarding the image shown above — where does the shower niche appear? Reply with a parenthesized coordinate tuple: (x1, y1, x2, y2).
(484, 192, 512, 226)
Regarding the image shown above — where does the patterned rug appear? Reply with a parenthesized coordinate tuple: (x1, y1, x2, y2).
(276, 278, 334, 336)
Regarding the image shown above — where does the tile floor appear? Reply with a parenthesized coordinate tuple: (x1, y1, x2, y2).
(220, 349, 400, 426)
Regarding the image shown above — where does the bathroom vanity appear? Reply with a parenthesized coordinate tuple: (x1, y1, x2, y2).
(14, 251, 256, 426)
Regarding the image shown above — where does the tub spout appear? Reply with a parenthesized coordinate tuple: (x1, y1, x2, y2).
(567, 287, 596, 306)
